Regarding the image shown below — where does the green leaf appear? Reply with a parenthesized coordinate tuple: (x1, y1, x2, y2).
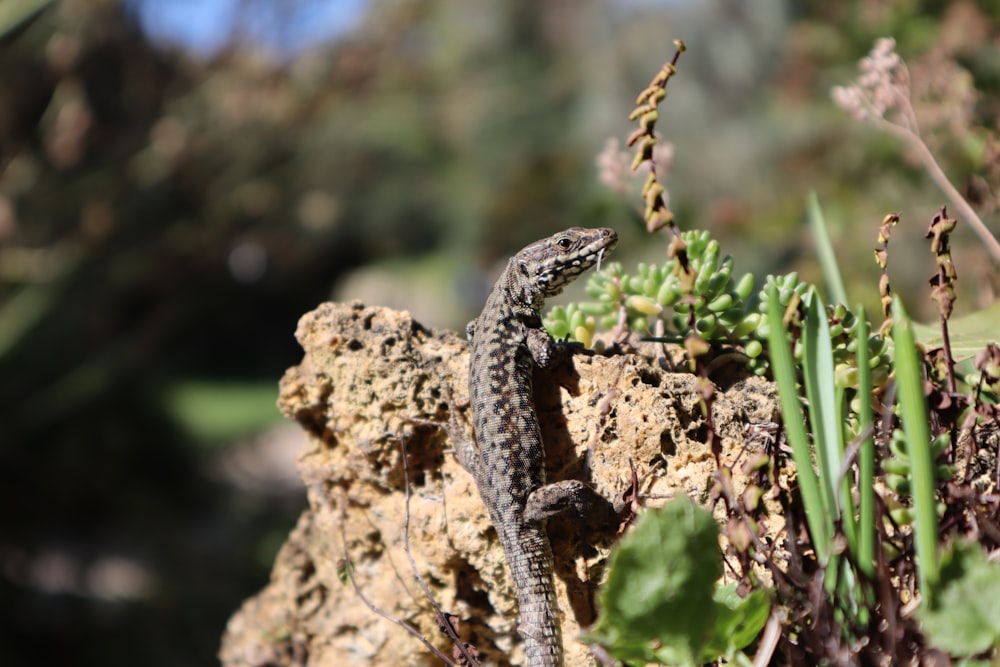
(703, 584, 770, 660)
(920, 541, 1000, 656)
(911, 300, 1000, 361)
(585, 497, 721, 666)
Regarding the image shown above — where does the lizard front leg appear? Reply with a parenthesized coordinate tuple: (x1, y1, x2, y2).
(524, 480, 619, 525)
(525, 325, 560, 369)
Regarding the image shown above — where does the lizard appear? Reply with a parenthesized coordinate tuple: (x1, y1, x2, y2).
(460, 226, 618, 667)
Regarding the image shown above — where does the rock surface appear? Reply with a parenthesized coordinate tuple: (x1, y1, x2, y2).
(219, 301, 779, 667)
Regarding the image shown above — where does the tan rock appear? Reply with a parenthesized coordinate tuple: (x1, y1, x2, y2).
(219, 301, 780, 667)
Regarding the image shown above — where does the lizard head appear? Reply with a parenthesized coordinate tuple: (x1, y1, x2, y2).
(519, 227, 618, 298)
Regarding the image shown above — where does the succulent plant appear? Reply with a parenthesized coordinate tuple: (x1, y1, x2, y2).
(545, 230, 759, 347)
(545, 230, 892, 389)
(882, 429, 952, 525)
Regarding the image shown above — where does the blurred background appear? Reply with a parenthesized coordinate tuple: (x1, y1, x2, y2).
(1, 0, 998, 665)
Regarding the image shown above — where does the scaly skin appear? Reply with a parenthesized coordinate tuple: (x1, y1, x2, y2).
(464, 227, 617, 667)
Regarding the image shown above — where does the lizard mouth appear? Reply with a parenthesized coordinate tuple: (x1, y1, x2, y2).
(572, 228, 618, 272)
(535, 227, 617, 295)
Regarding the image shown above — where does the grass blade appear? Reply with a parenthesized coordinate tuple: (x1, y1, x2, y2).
(765, 283, 830, 563)
(855, 306, 875, 578)
(802, 289, 841, 524)
(807, 192, 848, 306)
(891, 297, 939, 603)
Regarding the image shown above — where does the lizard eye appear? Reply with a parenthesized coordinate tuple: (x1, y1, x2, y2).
(556, 237, 572, 250)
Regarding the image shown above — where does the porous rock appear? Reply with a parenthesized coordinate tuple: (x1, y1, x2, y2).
(219, 301, 779, 667)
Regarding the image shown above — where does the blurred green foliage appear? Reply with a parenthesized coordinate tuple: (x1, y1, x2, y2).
(0, 0, 52, 40)
(162, 380, 281, 445)
(1, 0, 999, 665)
(584, 497, 769, 666)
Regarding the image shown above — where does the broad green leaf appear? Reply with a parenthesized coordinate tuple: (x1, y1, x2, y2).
(920, 541, 1000, 656)
(912, 300, 1000, 361)
(585, 497, 721, 666)
(703, 584, 770, 660)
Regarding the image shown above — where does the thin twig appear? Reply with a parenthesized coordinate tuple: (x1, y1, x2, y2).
(870, 117, 1000, 263)
(399, 432, 482, 667)
(833, 423, 875, 508)
(752, 610, 782, 667)
(321, 484, 458, 666)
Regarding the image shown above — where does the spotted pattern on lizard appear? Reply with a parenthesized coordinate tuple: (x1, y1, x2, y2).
(462, 227, 618, 667)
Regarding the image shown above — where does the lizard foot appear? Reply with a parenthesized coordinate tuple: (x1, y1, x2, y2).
(524, 480, 617, 525)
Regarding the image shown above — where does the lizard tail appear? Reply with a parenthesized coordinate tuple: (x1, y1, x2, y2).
(506, 526, 563, 667)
